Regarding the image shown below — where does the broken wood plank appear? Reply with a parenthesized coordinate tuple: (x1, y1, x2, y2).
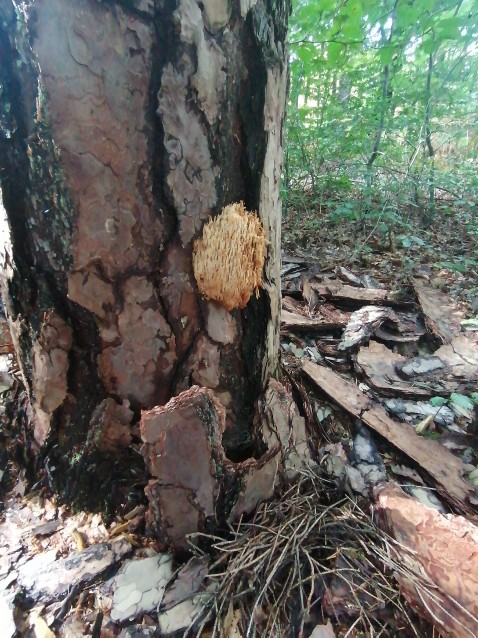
(305, 279, 409, 306)
(302, 361, 476, 511)
(375, 483, 478, 638)
(413, 279, 465, 343)
(281, 309, 347, 333)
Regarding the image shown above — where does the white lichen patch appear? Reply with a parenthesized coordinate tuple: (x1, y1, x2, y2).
(110, 553, 173, 623)
(192, 202, 267, 311)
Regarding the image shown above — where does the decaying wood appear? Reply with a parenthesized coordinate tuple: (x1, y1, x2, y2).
(281, 309, 347, 333)
(304, 280, 406, 306)
(355, 341, 432, 397)
(375, 483, 478, 638)
(356, 337, 478, 398)
(0, 0, 290, 510)
(302, 361, 476, 511)
(413, 279, 465, 343)
(141, 383, 313, 548)
(17, 539, 131, 606)
(338, 305, 398, 350)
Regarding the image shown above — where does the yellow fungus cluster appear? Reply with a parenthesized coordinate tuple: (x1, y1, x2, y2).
(192, 202, 267, 311)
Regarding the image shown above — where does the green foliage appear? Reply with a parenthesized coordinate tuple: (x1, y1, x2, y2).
(429, 396, 447, 408)
(284, 0, 478, 232)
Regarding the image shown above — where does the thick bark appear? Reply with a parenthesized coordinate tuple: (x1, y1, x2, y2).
(0, 0, 290, 517)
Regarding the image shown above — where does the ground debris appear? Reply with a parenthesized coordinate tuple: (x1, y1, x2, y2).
(17, 538, 132, 605)
(109, 552, 172, 623)
(338, 305, 398, 350)
(302, 360, 477, 512)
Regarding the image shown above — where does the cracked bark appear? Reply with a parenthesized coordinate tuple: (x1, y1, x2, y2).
(0, 0, 296, 534)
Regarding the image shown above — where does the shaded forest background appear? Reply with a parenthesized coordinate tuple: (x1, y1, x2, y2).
(283, 0, 478, 302)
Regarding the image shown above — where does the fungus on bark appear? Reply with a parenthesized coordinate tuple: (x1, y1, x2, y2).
(192, 202, 267, 311)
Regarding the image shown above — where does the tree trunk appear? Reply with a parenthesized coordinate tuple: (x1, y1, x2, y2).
(0, 0, 292, 533)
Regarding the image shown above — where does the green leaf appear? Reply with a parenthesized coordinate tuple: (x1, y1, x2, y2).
(422, 38, 439, 55)
(430, 396, 447, 407)
(461, 318, 478, 329)
(327, 41, 343, 66)
(297, 43, 317, 65)
(379, 46, 394, 66)
(401, 236, 412, 248)
(450, 393, 474, 413)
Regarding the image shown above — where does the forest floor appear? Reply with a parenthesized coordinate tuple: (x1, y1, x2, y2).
(0, 204, 478, 638)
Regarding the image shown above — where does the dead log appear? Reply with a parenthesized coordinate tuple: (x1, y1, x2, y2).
(302, 361, 477, 513)
(375, 483, 478, 638)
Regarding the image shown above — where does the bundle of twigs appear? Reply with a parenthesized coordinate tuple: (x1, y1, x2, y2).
(192, 467, 435, 637)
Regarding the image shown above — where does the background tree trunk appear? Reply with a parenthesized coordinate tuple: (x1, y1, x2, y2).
(0, 0, 290, 514)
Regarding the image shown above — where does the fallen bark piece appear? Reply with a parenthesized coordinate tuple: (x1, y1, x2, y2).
(141, 386, 232, 549)
(414, 279, 465, 342)
(110, 553, 173, 623)
(398, 355, 444, 377)
(309, 620, 336, 638)
(158, 586, 216, 635)
(396, 335, 478, 392)
(338, 266, 365, 288)
(356, 341, 432, 398)
(0, 592, 16, 638)
(356, 337, 478, 397)
(338, 305, 398, 350)
(306, 280, 406, 306)
(375, 483, 478, 638)
(142, 383, 310, 548)
(281, 309, 347, 333)
(161, 556, 209, 610)
(302, 361, 476, 511)
(17, 539, 131, 605)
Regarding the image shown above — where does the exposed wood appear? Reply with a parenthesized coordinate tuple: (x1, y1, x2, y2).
(413, 279, 465, 343)
(141, 382, 313, 548)
(281, 309, 347, 333)
(375, 483, 478, 638)
(302, 361, 476, 511)
(305, 280, 407, 306)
